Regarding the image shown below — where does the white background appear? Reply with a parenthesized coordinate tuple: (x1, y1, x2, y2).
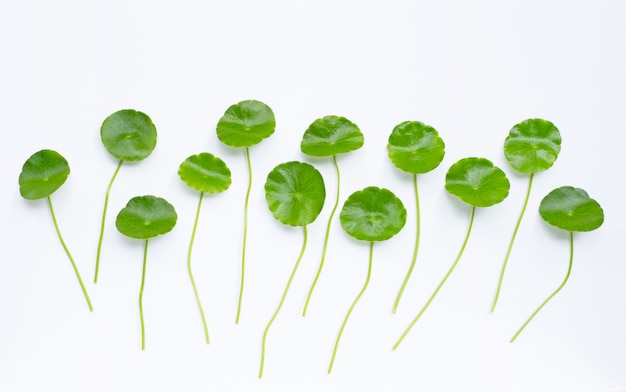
(1, 1, 624, 391)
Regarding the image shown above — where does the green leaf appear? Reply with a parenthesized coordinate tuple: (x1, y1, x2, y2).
(387, 121, 445, 174)
(19, 149, 70, 200)
(216, 100, 276, 148)
(340, 186, 407, 242)
(300, 115, 364, 157)
(101, 109, 157, 161)
(178, 152, 232, 194)
(445, 157, 510, 207)
(504, 118, 561, 174)
(539, 186, 604, 232)
(265, 161, 326, 226)
(115, 196, 178, 239)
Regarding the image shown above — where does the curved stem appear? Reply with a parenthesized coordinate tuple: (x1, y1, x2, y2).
(491, 173, 533, 312)
(139, 239, 149, 350)
(94, 159, 123, 283)
(393, 206, 475, 350)
(47, 196, 93, 312)
(259, 226, 308, 378)
(188, 191, 210, 344)
(510, 232, 574, 342)
(302, 154, 341, 317)
(393, 173, 421, 314)
(236, 147, 252, 325)
(328, 242, 374, 374)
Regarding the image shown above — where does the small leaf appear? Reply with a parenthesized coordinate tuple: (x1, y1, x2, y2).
(340, 186, 407, 242)
(178, 152, 232, 194)
(265, 161, 326, 226)
(300, 115, 364, 157)
(19, 149, 70, 200)
(101, 109, 157, 161)
(504, 118, 561, 174)
(539, 186, 604, 232)
(216, 100, 276, 148)
(445, 157, 510, 207)
(387, 121, 445, 174)
(116, 196, 177, 239)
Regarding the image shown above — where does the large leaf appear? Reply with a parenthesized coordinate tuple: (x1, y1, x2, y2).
(504, 118, 561, 174)
(300, 115, 364, 157)
(19, 149, 70, 200)
(340, 186, 406, 242)
(216, 100, 275, 148)
(178, 152, 232, 194)
(387, 121, 445, 174)
(445, 157, 510, 207)
(539, 186, 604, 232)
(101, 109, 157, 161)
(116, 196, 178, 239)
(265, 161, 325, 227)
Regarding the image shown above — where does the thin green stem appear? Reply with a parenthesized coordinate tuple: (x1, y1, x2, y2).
(236, 147, 252, 325)
(47, 196, 93, 312)
(188, 191, 210, 344)
(393, 173, 421, 314)
(510, 232, 574, 342)
(328, 242, 374, 374)
(94, 159, 123, 283)
(259, 226, 308, 378)
(491, 173, 533, 312)
(302, 154, 341, 317)
(393, 207, 475, 350)
(139, 239, 149, 350)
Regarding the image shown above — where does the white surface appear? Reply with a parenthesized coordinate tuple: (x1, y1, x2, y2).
(1, 1, 624, 391)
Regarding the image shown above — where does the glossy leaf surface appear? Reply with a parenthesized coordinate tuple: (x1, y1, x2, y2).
(19, 149, 70, 200)
(504, 118, 561, 174)
(445, 157, 510, 207)
(101, 109, 157, 161)
(178, 152, 232, 194)
(539, 186, 604, 232)
(387, 121, 445, 174)
(340, 186, 406, 242)
(265, 161, 325, 226)
(116, 196, 177, 239)
(300, 115, 364, 157)
(216, 100, 275, 148)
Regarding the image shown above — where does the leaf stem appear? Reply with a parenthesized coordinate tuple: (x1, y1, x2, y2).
(302, 154, 341, 317)
(94, 159, 123, 283)
(259, 226, 308, 378)
(188, 191, 210, 344)
(47, 196, 93, 312)
(491, 173, 533, 312)
(393, 173, 421, 314)
(139, 239, 149, 350)
(510, 231, 574, 342)
(393, 206, 475, 350)
(236, 147, 252, 325)
(328, 241, 373, 374)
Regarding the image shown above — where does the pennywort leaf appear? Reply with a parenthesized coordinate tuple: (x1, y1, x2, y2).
(504, 118, 561, 174)
(510, 186, 603, 342)
(18, 149, 93, 311)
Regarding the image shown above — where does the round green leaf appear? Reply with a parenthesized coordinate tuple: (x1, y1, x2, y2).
(387, 121, 445, 174)
(300, 115, 364, 157)
(504, 118, 561, 174)
(178, 152, 232, 194)
(19, 149, 70, 200)
(340, 186, 407, 242)
(539, 186, 604, 232)
(216, 100, 276, 148)
(101, 109, 157, 161)
(115, 196, 177, 239)
(265, 161, 326, 227)
(445, 157, 510, 207)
